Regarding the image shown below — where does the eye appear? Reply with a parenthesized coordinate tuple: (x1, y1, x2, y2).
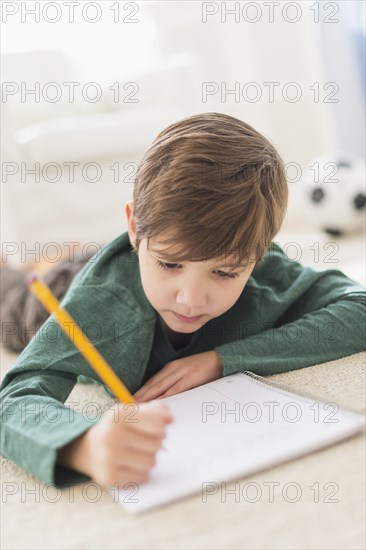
(154, 259, 239, 280)
(217, 270, 239, 280)
(156, 260, 179, 271)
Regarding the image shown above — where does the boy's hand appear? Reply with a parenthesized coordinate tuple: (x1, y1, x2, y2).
(133, 350, 224, 402)
(59, 401, 174, 490)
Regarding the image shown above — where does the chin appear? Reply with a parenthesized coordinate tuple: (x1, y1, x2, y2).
(173, 323, 200, 333)
(171, 314, 208, 330)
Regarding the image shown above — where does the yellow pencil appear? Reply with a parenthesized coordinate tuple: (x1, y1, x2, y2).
(26, 274, 136, 404)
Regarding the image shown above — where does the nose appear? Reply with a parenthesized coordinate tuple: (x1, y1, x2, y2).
(176, 283, 207, 311)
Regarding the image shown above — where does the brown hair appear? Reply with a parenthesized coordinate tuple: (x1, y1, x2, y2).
(131, 112, 288, 269)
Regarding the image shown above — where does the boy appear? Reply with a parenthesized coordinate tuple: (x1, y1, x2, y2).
(1, 112, 365, 491)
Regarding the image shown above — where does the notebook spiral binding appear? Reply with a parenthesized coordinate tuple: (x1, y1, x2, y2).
(239, 370, 338, 407)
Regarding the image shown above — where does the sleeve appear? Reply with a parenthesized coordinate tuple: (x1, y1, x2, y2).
(0, 285, 123, 488)
(215, 251, 366, 377)
(0, 368, 99, 488)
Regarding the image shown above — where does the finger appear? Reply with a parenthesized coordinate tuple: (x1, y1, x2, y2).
(134, 363, 178, 399)
(130, 402, 173, 436)
(136, 373, 183, 402)
(134, 373, 170, 400)
(117, 448, 158, 474)
(123, 429, 166, 455)
(159, 382, 187, 399)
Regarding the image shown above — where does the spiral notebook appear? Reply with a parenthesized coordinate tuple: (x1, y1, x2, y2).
(111, 371, 365, 514)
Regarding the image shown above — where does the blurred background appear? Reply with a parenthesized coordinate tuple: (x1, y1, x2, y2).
(1, 0, 365, 284)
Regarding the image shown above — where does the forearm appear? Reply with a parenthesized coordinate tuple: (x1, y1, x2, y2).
(0, 373, 98, 487)
(215, 296, 366, 376)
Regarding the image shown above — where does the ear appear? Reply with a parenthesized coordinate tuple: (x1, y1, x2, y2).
(125, 202, 137, 250)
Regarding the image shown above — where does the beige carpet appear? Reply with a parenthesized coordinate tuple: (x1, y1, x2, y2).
(1, 344, 365, 550)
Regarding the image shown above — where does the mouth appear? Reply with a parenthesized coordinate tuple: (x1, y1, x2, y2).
(173, 312, 203, 323)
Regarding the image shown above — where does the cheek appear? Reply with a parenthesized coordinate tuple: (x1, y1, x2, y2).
(139, 269, 165, 304)
(219, 283, 244, 307)
(217, 276, 250, 307)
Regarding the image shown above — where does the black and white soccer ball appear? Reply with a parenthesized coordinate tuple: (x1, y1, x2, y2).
(301, 152, 366, 236)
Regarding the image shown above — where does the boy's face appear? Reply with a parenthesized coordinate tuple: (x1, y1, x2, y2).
(125, 202, 256, 337)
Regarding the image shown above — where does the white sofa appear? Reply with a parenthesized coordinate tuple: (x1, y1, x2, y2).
(1, 49, 197, 251)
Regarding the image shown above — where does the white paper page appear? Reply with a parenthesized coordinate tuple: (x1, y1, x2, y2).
(112, 372, 365, 514)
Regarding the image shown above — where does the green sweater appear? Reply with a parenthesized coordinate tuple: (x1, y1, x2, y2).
(1, 231, 365, 487)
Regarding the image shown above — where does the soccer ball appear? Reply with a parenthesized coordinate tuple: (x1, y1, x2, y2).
(300, 152, 366, 237)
